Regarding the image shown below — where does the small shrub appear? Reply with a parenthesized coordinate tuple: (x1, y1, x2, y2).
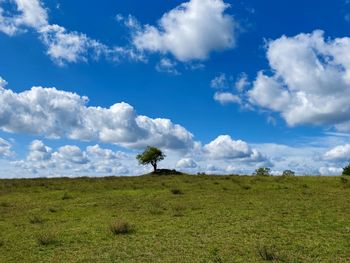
(61, 192, 72, 200)
(29, 215, 45, 224)
(170, 187, 183, 195)
(37, 232, 57, 246)
(48, 207, 59, 213)
(282, 170, 295, 176)
(241, 185, 251, 190)
(110, 220, 133, 235)
(254, 167, 271, 176)
(342, 164, 350, 176)
(258, 245, 279, 261)
(0, 239, 4, 247)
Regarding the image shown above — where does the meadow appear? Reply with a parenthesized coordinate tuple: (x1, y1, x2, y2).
(0, 174, 349, 262)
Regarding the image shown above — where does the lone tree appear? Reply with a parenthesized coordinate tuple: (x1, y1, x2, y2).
(136, 146, 165, 172)
(343, 164, 350, 176)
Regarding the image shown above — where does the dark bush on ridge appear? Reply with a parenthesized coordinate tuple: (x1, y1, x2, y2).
(253, 167, 271, 176)
(343, 164, 350, 176)
(152, 169, 182, 175)
(282, 170, 295, 176)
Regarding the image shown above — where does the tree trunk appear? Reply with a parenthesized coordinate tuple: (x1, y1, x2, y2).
(152, 162, 157, 172)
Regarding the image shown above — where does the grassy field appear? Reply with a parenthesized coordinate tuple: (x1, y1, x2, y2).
(0, 174, 350, 262)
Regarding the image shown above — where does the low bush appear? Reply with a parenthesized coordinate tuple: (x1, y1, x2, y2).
(170, 187, 183, 195)
(110, 220, 133, 235)
(253, 167, 271, 176)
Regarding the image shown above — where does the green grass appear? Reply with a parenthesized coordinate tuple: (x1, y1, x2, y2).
(0, 174, 349, 262)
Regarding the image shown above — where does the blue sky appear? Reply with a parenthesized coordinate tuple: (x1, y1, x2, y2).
(1, 0, 350, 177)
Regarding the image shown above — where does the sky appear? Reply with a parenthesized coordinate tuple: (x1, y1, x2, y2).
(1, 0, 350, 178)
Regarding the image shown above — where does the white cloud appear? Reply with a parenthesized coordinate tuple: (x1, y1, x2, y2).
(213, 92, 241, 105)
(39, 24, 108, 65)
(203, 135, 265, 162)
(0, 77, 194, 151)
(324, 144, 350, 162)
(27, 139, 52, 161)
(131, 0, 236, 61)
(176, 158, 197, 169)
(0, 0, 48, 35)
(319, 166, 343, 176)
(12, 141, 136, 177)
(0, 0, 123, 65)
(0, 137, 14, 158)
(211, 73, 228, 89)
(235, 73, 249, 91)
(155, 58, 179, 75)
(246, 30, 350, 131)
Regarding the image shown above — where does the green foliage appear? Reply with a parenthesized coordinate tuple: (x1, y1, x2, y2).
(253, 167, 271, 176)
(282, 169, 295, 176)
(342, 164, 350, 176)
(136, 146, 165, 171)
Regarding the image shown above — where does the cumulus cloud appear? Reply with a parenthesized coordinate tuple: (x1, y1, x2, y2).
(324, 144, 350, 162)
(203, 135, 265, 162)
(0, 77, 194, 151)
(13, 142, 135, 176)
(0, 0, 126, 65)
(131, 0, 236, 61)
(246, 30, 350, 131)
(0, 137, 14, 158)
(176, 158, 197, 169)
(27, 139, 52, 161)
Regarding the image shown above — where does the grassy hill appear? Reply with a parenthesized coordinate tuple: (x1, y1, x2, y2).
(0, 174, 349, 262)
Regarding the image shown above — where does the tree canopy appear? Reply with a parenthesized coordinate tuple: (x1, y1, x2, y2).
(136, 146, 165, 172)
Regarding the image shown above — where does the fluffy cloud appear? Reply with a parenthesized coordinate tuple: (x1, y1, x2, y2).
(13, 142, 135, 176)
(27, 140, 52, 161)
(246, 30, 350, 131)
(0, 0, 48, 35)
(176, 158, 197, 169)
(0, 138, 14, 158)
(39, 24, 108, 65)
(213, 92, 241, 105)
(0, 78, 194, 151)
(203, 135, 265, 162)
(131, 0, 236, 61)
(324, 144, 350, 162)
